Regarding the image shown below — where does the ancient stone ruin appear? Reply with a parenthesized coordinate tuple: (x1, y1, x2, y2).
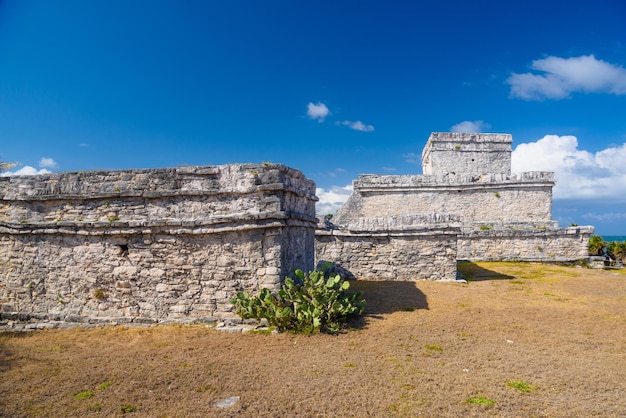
(322, 132, 593, 277)
(0, 164, 317, 324)
(0, 132, 594, 326)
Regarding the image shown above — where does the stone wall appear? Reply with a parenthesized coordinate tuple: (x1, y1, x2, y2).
(0, 164, 318, 323)
(334, 172, 555, 225)
(421, 132, 513, 176)
(457, 226, 594, 262)
(315, 214, 460, 281)
(331, 131, 593, 264)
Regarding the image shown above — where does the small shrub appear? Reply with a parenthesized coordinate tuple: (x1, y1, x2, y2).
(507, 380, 536, 393)
(98, 381, 112, 391)
(74, 391, 93, 399)
(424, 344, 443, 352)
(231, 264, 365, 334)
(120, 404, 137, 413)
(93, 289, 106, 300)
(479, 225, 492, 231)
(494, 192, 501, 198)
(467, 396, 495, 406)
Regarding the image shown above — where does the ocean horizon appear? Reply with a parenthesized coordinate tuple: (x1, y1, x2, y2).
(601, 235, 626, 242)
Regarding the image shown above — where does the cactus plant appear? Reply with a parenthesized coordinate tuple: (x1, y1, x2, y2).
(232, 265, 365, 334)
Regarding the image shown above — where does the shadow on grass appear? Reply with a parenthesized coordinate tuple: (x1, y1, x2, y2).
(344, 280, 428, 331)
(457, 261, 515, 281)
(349, 280, 429, 315)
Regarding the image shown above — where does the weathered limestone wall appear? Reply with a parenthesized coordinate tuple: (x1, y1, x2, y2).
(334, 172, 555, 225)
(0, 164, 318, 324)
(422, 132, 513, 176)
(315, 214, 460, 281)
(332, 132, 593, 264)
(458, 226, 594, 262)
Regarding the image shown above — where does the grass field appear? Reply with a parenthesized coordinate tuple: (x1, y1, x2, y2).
(1, 262, 625, 417)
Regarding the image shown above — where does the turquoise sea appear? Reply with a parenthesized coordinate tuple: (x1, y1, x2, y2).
(602, 236, 626, 242)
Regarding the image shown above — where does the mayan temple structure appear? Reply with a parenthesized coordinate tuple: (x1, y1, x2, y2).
(0, 133, 596, 328)
(0, 164, 318, 323)
(318, 132, 593, 277)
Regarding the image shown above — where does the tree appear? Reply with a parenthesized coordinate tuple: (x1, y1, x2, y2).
(588, 235, 606, 256)
(608, 240, 626, 263)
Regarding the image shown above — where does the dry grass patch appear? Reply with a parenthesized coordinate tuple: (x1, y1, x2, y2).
(1, 262, 625, 417)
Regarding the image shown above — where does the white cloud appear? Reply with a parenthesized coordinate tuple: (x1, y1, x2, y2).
(508, 55, 626, 100)
(1, 166, 52, 177)
(450, 120, 490, 133)
(316, 185, 353, 215)
(306, 102, 330, 122)
(39, 157, 58, 168)
(337, 120, 375, 132)
(511, 134, 626, 200)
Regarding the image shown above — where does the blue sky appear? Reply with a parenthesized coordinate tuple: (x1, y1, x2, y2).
(1, 0, 625, 234)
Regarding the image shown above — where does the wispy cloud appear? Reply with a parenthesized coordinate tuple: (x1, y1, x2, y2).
(450, 120, 490, 133)
(508, 55, 626, 100)
(337, 120, 375, 132)
(511, 134, 626, 201)
(306, 102, 330, 122)
(327, 168, 346, 178)
(316, 185, 353, 215)
(404, 152, 421, 166)
(39, 157, 58, 168)
(582, 212, 626, 223)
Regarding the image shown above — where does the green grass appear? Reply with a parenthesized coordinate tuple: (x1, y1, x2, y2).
(120, 404, 137, 413)
(507, 380, 537, 393)
(98, 381, 112, 391)
(467, 396, 495, 406)
(424, 344, 443, 352)
(74, 391, 93, 399)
